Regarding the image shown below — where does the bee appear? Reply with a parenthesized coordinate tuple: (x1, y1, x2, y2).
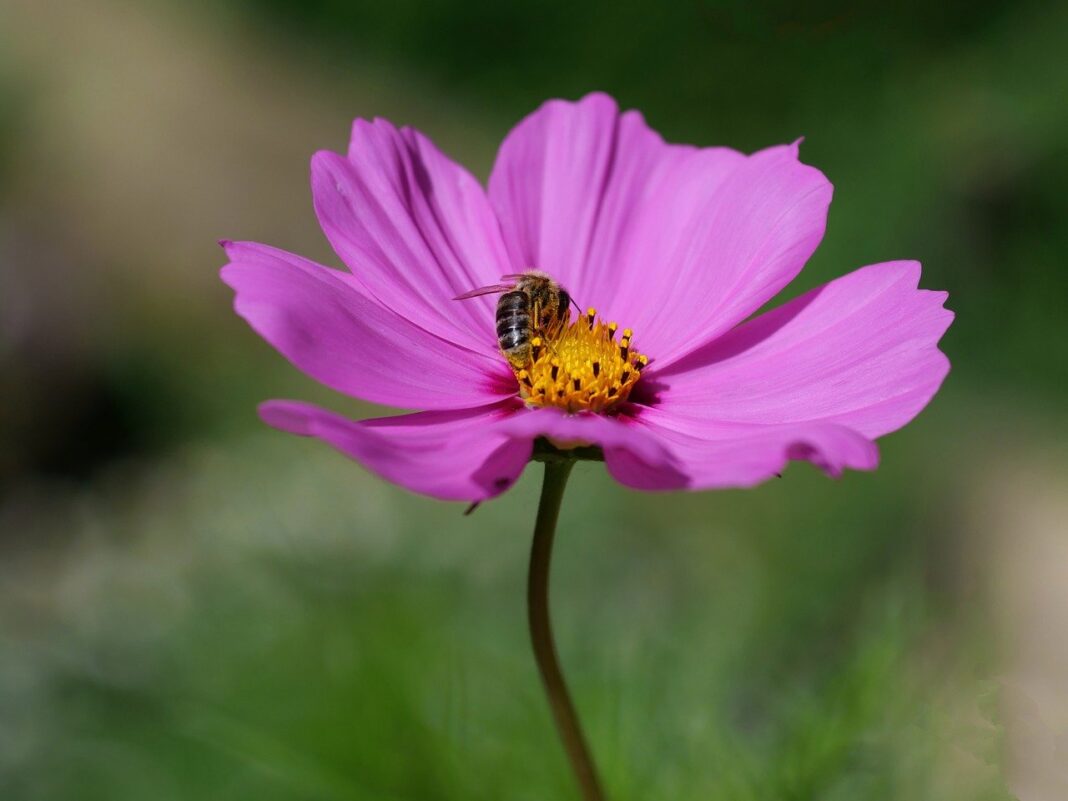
(455, 271, 575, 369)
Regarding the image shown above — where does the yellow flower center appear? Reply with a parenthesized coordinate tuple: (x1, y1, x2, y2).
(514, 308, 646, 414)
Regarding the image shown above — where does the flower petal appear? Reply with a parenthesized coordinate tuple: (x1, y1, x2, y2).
(260, 400, 532, 502)
(619, 407, 879, 490)
(311, 119, 512, 354)
(493, 407, 689, 489)
(221, 241, 513, 410)
(647, 261, 953, 439)
(487, 94, 831, 366)
(487, 93, 744, 329)
(623, 141, 832, 366)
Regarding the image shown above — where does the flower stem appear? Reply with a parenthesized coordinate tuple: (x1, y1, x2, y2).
(528, 459, 606, 801)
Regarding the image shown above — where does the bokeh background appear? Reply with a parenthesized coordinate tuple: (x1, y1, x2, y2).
(2, 1, 1067, 798)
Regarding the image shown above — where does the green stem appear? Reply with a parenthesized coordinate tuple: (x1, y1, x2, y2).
(527, 460, 607, 801)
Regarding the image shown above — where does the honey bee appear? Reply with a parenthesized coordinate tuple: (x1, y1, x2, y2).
(454, 271, 575, 369)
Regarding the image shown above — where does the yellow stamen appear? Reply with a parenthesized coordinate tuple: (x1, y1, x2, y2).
(515, 308, 645, 414)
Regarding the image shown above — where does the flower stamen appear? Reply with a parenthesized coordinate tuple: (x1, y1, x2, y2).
(516, 308, 645, 414)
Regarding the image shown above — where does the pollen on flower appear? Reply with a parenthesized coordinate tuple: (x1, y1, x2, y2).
(514, 308, 646, 414)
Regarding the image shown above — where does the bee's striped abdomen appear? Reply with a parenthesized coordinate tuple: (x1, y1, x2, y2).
(496, 290, 532, 367)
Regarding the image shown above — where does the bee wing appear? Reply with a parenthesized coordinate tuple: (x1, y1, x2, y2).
(453, 283, 515, 301)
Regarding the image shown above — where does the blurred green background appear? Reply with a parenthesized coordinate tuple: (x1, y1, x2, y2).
(2, 1, 1067, 798)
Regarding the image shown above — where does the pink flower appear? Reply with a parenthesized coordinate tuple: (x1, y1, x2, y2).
(221, 93, 952, 502)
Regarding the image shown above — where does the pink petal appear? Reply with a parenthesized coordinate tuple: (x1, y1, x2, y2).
(488, 93, 742, 323)
(311, 119, 513, 355)
(221, 241, 513, 410)
(487, 94, 831, 367)
(494, 406, 684, 485)
(648, 261, 953, 439)
(626, 141, 832, 366)
(620, 407, 879, 490)
(260, 400, 532, 502)
(262, 399, 688, 500)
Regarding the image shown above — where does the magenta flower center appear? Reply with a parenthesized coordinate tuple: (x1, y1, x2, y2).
(513, 307, 646, 414)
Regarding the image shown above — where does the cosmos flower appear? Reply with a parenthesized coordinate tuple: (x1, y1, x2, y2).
(221, 92, 952, 503)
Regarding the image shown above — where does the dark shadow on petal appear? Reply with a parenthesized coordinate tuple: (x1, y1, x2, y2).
(486, 367, 521, 397)
(627, 376, 668, 408)
(785, 441, 837, 477)
(402, 130, 433, 203)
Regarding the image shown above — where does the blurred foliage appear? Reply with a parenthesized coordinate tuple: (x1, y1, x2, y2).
(0, 407, 1017, 799)
(2, 0, 1065, 798)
